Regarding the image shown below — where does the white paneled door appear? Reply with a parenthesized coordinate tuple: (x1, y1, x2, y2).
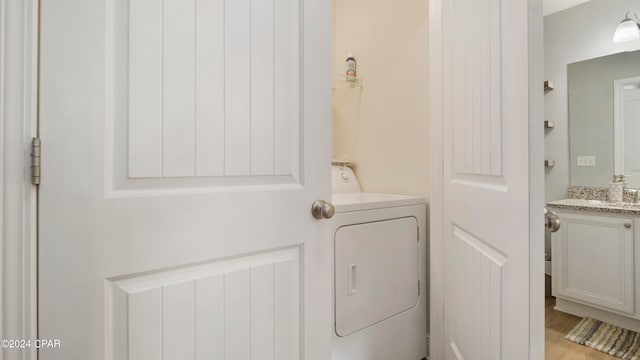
(431, 0, 544, 358)
(38, 0, 331, 359)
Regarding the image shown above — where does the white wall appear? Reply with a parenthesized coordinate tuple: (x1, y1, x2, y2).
(543, 0, 591, 16)
(544, 0, 640, 202)
(332, 0, 430, 200)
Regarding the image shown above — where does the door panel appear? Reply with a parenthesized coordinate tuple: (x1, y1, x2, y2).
(39, 0, 330, 358)
(448, 226, 503, 360)
(108, 248, 300, 359)
(449, 0, 502, 178)
(109, 0, 300, 190)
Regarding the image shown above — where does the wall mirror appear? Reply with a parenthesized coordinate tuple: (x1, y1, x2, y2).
(568, 49, 640, 188)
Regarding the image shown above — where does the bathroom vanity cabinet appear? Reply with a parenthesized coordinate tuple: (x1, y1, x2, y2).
(551, 208, 640, 331)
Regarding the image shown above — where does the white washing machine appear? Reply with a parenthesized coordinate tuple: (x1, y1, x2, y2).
(331, 165, 427, 360)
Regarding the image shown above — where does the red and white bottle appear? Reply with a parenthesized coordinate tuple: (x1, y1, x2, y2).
(345, 53, 357, 83)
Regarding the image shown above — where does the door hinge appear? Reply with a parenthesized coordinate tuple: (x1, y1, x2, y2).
(418, 280, 421, 295)
(31, 137, 41, 185)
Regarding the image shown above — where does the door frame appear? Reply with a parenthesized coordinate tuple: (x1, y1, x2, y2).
(428, 0, 545, 358)
(0, 0, 39, 359)
(2, 0, 547, 358)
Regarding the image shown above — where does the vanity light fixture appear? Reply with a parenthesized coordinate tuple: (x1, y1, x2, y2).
(613, 11, 640, 43)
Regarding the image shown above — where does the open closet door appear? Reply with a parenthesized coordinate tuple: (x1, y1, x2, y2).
(38, 0, 332, 358)
(430, 0, 545, 358)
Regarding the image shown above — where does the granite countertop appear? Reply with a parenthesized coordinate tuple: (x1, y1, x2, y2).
(547, 198, 640, 215)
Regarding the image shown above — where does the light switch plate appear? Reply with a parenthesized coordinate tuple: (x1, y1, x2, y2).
(577, 155, 596, 166)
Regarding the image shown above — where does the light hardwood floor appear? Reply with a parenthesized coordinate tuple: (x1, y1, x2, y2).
(546, 297, 618, 360)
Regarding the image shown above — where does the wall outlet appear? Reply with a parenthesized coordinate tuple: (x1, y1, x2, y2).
(577, 155, 596, 166)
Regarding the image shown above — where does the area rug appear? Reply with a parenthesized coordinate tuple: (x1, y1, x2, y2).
(566, 317, 640, 359)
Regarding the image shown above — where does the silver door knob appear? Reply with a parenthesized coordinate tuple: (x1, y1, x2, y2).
(311, 200, 335, 219)
(545, 207, 561, 233)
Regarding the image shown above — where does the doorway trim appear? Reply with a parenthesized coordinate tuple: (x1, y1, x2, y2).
(0, 0, 39, 359)
(427, 0, 444, 357)
(527, 1, 546, 359)
(613, 75, 640, 176)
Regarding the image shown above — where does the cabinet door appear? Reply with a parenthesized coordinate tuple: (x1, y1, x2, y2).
(552, 212, 634, 314)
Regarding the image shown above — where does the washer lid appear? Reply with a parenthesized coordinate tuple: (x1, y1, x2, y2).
(331, 192, 424, 213)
